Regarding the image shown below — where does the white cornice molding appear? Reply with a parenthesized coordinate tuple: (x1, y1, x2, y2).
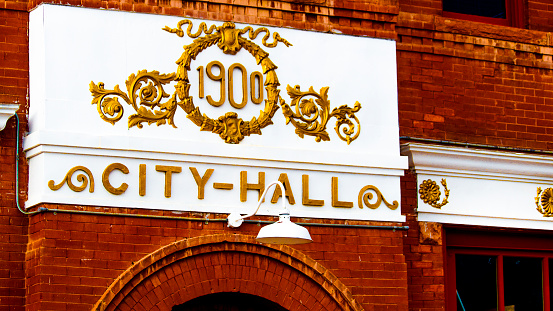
(401, 142, 553, 231)
(401, 142, 553, 183)
(0, 104, 19, 131)
(24, 130, 408, 175)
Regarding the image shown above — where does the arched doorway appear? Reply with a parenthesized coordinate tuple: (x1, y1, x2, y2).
(172, 292, 289, 311)
(92, 234, 363, 311)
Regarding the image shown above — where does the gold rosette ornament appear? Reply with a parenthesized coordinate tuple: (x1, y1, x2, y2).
(419, 178, 449, 209)
(535, 187, 553, 217)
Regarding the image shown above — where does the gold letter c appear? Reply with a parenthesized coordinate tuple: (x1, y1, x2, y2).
(102, 163, 129, 195)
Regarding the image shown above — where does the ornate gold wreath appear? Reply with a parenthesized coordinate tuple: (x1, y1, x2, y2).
(90, 20, 361, 144)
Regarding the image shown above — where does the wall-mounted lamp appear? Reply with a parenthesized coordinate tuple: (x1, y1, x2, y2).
(227, 181, 312, 245)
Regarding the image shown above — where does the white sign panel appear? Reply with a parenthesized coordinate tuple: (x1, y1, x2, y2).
(26, 4, 407, 221)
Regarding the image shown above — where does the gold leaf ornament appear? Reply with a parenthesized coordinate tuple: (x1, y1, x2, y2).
(283, 85, 361, 144)
(90, 82, 127, 125)
(101, 97, 122, 118)
(419, 178, 449, 209)
(535, 187, 553, 217)
(300, 99, 318, 117)
(91, 70, 176, 128)
(331, 102, 361, 145)
(139, 82, 158, 102)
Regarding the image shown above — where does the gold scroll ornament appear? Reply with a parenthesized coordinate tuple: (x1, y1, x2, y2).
(358, 185, 398, 210)
(419, 178, 449, 209)
(48, 166, 95, 193)
(535, 187, 553, 217)
(90, 20, 362, 144)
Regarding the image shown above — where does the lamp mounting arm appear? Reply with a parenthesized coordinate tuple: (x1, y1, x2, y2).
(227, 181, 287, 228)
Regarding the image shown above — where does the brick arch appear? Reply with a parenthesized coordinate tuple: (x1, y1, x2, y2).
(92, 234, 363, 311)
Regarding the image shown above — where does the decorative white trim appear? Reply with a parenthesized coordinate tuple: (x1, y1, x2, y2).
(0, 104, 19, 131)
(24, 131, 408, 176)
(417, 212, 553, 231)
(401, 142, 553, 231)
(401, 142, 553, 183)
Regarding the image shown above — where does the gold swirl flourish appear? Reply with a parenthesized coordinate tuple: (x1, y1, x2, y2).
(162, 20, 217, 38)
(358, 185, 398, 210)
(535, 187, 553, 217)
(419, 178, 449, 209)
(283, 85, 362, 144)
(48, 166, 95, 193)
(90, 70, 176, 128)
(89, 82, 127, 125)
(331, 103, 361, 144)
(239, 26, 292, 48)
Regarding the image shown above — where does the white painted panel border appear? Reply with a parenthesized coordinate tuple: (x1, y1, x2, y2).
(26, 4, 407, 222)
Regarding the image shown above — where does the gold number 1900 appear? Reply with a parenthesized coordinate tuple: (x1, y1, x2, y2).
(197, 61, 264, 109)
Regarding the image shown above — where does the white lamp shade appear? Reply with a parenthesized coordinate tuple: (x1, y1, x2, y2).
(256, 213, 312, 245)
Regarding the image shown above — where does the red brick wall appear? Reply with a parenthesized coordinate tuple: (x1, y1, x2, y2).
(0, 116, 28, 311)
(0, 6, 29, 311)
(0, 8, 28, 105)
(528, 0, 553, 32)
(3, 0, 553, 310)
(24, 206, 408, 311)
(399, 0, 442, 15)
(96, 234, 365, 311)
(395, 3, 553, 304)
(397, 11, 553, 150)
(25, 0, 399, 39)
(401, 170, 445, 311)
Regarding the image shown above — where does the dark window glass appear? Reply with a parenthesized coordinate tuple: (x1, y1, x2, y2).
(456, 254, 497, 311)
(172, 292, 289, 311)
(504, 257, 543, 311)
(443, 0, 506, 19)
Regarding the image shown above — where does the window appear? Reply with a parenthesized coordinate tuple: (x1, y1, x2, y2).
(442, 0, 525, 28)
(446, 229, 553, 311)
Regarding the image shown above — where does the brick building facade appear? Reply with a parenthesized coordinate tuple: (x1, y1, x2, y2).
(1, 0, 552, 311)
